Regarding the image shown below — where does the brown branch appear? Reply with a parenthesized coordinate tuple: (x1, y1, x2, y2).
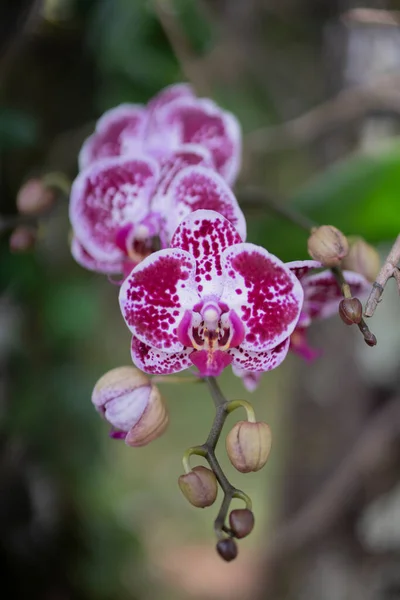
(262, 396, 400, 564)
(365, 234, 400, 317)
(153, 0, 211, 95)
(246, 73, 400, 152)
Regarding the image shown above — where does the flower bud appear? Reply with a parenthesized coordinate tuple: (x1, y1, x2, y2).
(226, 421, 272, 473)
(307, 225, 349, 267)
(364, 331, 377, 347)
(92, 366, 168, 446)
(9, 226, 37, 252)
(16, 178, 55, 215)
(229, 509, 255, 539)
(216, 538, 238, 562)
(178, 466, 218, 508)
(341, 237, 380, 283)
(339, 297, 363, 325)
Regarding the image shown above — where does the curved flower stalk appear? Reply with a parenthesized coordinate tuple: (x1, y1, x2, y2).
(69, 153, 246, 276)
(233, 260, 371, 391)
(119, 209, 304, 377)
(79, 83, 241, 186)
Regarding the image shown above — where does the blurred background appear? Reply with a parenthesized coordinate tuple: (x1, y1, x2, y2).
(2, 0, 400, 598)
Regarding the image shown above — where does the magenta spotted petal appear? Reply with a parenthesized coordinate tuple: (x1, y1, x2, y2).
(131, 336, 192, 374)
(171, 209, 242, 297)
(229, 338, 290, 372)
(119, 248, 199, 352)
(158, 97, 242, 185)
(71, 237, 124, 275)
(146, 83, 195, 115)
(163, 166, 246, 244)
(287, 260, 322, 281)
(302, 269, 370, 321)
(220, 244, 304, 352)
(152, 144, 213, 218)
(79, 104, 147, 170)
(70, 156, 159, 262)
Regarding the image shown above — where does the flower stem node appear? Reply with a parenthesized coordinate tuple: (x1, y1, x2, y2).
(341, 236, 380, 283)
(307, 225, 349, 267)
(338, 297, 363, 325)
(229, 509, 255, 539)
(216, 538, 238, 562)
(178, 466, 218, 508)
(16, 178, 56, 215)
(9, 226, 37, 252)
(226, 420, 272, 473)
(91, 366, 168, 446)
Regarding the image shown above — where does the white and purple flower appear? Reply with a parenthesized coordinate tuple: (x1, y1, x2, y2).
(79, 83, 241, 186)
(233, 260, 371, 391)
(118, 210, 304, 378)
(69, 152, 246, 276)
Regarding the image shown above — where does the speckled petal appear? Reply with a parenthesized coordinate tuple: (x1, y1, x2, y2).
(146, 83, 195, 114)
(229, 338, 290, 372)
(71, 237, 124, 274)
(78, 104, 147, 170)
(171, 209, 242, 297)
(159, 97, 242, 185)
(163, 166, 247, 243)
(131, 336, 193, 374)
(152, 144, 213, 217)
(70, 156, 159, 262)
(104, 385, 150, 431)
(286, 259, 322, 281)
(302, 270, 370, 321)
(119, 248, 199, 352)
(220, 243, 304, 352)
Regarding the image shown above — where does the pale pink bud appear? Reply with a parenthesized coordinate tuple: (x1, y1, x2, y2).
(16, 178, 55, 215)
(341, 237, 380, 283)
(307, 225, 349, 267)
(9, 226, 37, 252)
(226, 421, 272, 473)
(92, 366, 168, 446)
(178, 466, 218, 508)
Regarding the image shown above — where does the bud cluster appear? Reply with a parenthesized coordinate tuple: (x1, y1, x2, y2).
(307, 225, 348, 267)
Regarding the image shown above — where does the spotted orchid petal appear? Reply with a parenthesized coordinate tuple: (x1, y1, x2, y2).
(286, 259, 322, 281)
(171, 209, 242, 297)
(70, 156, 159, 262)
(229, 338, 290, 372)
(71, 237, 124, 274)
(78, 104, 147, 170)
(152, 144, 213, 218)
(146, 83, 195, 114)
(155, 97, 242, 184)
(119, 249, 199, 352)
(302, 270, 370, 321)
(220, 244, 304, 352)
(131, 336, 192, 374)
(163, 166, 247, 244)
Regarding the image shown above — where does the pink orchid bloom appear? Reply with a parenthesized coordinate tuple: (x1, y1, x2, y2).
(69, 149, 246, 276)
(233, 260, 371, 391)
(79, 83, 241, 186)
(118, 210, 304, 378)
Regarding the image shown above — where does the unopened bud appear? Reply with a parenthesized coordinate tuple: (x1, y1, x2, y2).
(364, 331, 377, 347)
(229, 509, 255, 539)
(9, 226, 37, 252)
(226, 421, 272, 473)
(339, 297, 363, 325)
(92, 366, 168, 446)
(307, 225, 349, 267)
(216, 538, 238, 562)
(16, 178, 55, 215)
(178, 466, 218, 508)
(341, 237, 380, 283)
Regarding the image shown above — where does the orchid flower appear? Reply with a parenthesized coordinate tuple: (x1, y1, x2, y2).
(69, 151, 246, 276)
(79, 83, 241, 186)
(233, 260, 371, 391)
(118, 209, 304, 378)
